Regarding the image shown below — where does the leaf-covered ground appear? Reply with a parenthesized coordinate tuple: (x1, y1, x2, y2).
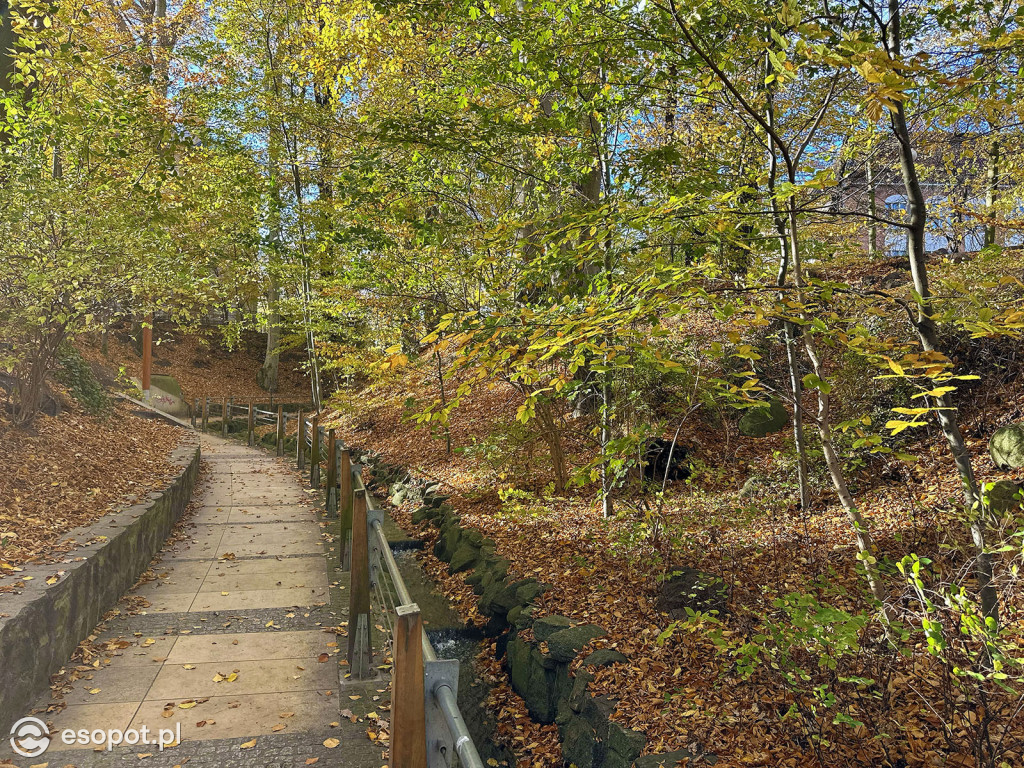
(77, 324, 312, 402)
(328, 354, 1024, 768)
(0, 402, 181, 591)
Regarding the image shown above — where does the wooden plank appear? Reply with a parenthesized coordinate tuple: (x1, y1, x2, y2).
(202, 398, 209, 432)
(339, 449, 353, 570)
(297, 410, 305, 470)
(247, 401, 254, 447)
(276, 405, 284, 456)
(310, 415, 320, 489)
(326, 429, 338, 516)
(347, 489, 372, 678)
(222, 396, 229, 437)
(392, 604, 427, 768)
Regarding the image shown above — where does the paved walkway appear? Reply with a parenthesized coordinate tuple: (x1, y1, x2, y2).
(1, 435, 385, 767)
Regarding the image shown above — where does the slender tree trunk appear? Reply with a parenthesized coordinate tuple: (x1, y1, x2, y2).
(886, 0, 997, 622)
(765, 56, 811, 512)
(984, 137, 999, 247)
(867, 157, 878, 258)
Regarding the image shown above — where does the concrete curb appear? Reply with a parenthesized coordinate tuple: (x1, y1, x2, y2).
(0, 434, 201, 733)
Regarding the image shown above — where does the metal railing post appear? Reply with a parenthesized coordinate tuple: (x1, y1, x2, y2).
(393, 604, 427, 768)
(310, 416, 320, 488)
(222, 396, 229, 437)
(276, 405, 284, 456)
(297, 410, 305, 470)
(247, 401, 254, 446)
(202, 397, 209, 432)
(347, 489, 373, 679)
(339, 448, 353, 570)
(325, 429, 338, 516)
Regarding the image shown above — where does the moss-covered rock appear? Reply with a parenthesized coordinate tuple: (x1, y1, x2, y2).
(607, 722, 646, 762)
(984, 479, 1023, 515)
(506, 635, 558, 723)
(448, 541, 481, 573)
(581, 648, 628, 668)
(738, 397, 789, 438)
(990, 424, 1024, 469)
(568, 669, 594, 713)
(546, 624, 605, 663)
(534, 615, 572, 642)
(560, 715, 602, 768)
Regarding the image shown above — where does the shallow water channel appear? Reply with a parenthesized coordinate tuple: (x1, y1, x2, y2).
(392, 547, 517, 766)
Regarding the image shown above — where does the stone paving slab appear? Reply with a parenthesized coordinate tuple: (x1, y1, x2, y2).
(0, 434, 389, 768)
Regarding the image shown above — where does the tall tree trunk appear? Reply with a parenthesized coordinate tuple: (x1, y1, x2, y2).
(867, 156, 878, 258)
(984, 137, 999, 247)
(765, 52, 811, 512)
(886, 0, 997, 622)
(259, 280, 281, 393)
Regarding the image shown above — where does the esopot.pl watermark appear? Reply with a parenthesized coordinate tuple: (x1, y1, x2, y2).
(9, 716, 180, 757)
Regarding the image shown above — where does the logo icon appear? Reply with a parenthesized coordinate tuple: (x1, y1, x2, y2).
(10, 716, 50, 757)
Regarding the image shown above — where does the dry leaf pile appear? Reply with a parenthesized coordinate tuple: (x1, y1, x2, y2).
(0, 402, 181, 584)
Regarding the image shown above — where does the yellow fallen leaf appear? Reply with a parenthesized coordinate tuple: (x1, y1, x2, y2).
(141, 638, 156, 647)
(323, 738, 340, 749)
(221, 591, 229, 596)
(89, 688, 102, 695)
(279, 712, 295, 718)
(240, 739, 257, 749)
(178, 701, 197, 709)
(183, 665, 196, 670)
(271, 724, 285, 732)
(305, 759, 319, 765)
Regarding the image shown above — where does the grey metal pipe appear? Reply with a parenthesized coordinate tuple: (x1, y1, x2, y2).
(435, 683, 485, 768)
(358, 473, 484, 768)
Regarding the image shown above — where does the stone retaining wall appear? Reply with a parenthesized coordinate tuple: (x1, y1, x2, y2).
(366, 458, 701, 768)
(0, 435, 201, 732)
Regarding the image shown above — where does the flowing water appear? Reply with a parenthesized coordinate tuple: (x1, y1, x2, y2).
(393, 548, 516, 767)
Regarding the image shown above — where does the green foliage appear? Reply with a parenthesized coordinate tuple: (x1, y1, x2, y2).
(54, 345, 109, 415)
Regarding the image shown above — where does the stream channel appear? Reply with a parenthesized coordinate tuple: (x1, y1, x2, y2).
(391, 545, 517, 766)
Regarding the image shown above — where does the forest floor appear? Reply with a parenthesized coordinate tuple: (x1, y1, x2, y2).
(0, 402, 181, 590)
(325, 339, 1024, 768)
(77, 323, 312, 402)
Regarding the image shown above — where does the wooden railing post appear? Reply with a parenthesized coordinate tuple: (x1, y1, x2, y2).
(202, 397, 209, 432)
(392, 604, 427, 768)
(297, 410, 306, 470)
(347, 489, 373, 679)
(310, 415, 320, 488)
(325, 429, 338, 516)
(276, 405, 284, 456)
(222, 396, 229, 437)
(339, 448, 353, 570)
(191, 398, 198, 428)
(247, 401, 254, 447)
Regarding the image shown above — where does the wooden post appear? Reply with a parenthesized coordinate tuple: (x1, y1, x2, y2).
(392, 604, 427, 768)
(310, 415, 320, 488)
(141, 313, 152, 402)
(276, 405, 284, 456)
(339, 448, 353, 570)
(326, 429, 338, 516)
(222, 396, 229, 437)
(202, 398, 209, 432)
(247, 401, 255, 447)
(297, 410, 305, 470)
(191, 398, 198, 428)
(347, 489, 372, 679)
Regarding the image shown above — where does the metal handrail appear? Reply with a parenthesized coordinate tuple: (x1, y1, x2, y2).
(353, 469, 485, 768)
